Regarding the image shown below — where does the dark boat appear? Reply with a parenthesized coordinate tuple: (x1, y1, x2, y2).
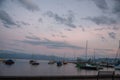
(57, 61, 62, 66)
(31, 62, 39, 65)
(29, 60, 39, 65)
(29, 60, 34, 64)
(4, 59, 14, 65)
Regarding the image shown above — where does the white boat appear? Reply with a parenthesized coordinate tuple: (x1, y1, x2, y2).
(115, 64, 120, 70)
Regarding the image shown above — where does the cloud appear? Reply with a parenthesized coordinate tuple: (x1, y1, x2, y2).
(18, 0, 40, 11)
(38, 18, 43, 23)
(79, 25, 85, 32)
(112, 26, 119, 30)
(96, 34, 106, 41)
(25, 35, 40, 40)
(94, 27, 104, 31)
(112, 0, 120, 18)
(66, 28, 72, 31)
(96, 48, 114, 52)
(0, 0, 4, 5)
(93, 0, 108, 11)
(21, 38, 82, 49)
(100, 36, 106, 41)
(45, 11, 76, 28)
(0, 10, 17, 28)
(20, 21, 30, 26)
(108, 32, 116, 39)
(83, 16, 117, 25)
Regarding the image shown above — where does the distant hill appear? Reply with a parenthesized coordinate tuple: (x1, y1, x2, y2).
(0, 50, 69, 60)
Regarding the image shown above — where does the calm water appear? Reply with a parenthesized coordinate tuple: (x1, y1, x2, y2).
(0, 59, 120, 76)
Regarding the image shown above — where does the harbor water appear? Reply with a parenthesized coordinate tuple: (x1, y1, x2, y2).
(0, 59, 120, 76)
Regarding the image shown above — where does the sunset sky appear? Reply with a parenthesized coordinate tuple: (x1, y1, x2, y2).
(0, 0, 120, 58)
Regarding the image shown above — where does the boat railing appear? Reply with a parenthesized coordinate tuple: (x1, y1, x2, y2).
(97, 71, 115, 80)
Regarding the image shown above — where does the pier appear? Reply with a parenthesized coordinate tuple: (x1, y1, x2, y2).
(0, 75, 120, 80)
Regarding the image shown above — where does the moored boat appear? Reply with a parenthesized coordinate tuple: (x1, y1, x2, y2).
(3, 59, 15, 65)
(115, 64, 120, 70)
(29, 60, 39, 65)
(62, 61, 68, 65)
(57, 61, 62, 66)
(76, 63, 101, 70)
(48, 60, 56, 64)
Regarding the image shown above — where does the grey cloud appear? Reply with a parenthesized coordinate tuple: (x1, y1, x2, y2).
(22, 39, 82, 49)
(93, 0, 108, 11)
(112, 0, 120, 18)
(19, 0, 40, 11)
(97, 34, 106, 41)
(83, 16, 117, 25)
(101, 36, 106, 41)
(16, 21, 30, 27)
(94, 27, 104, 31)
(96, 48, 113, 52)
(61, 35, 66, 38)
(45, 11, 76, 28)
(66, 28, 72, 31)
(79, 25, 85, 32)
(112, 26, 119, 30)
(38, 18, 43, 23)
(94, 26, 119, 31)
(25, 35, 40, 40)
(0, 0, 4, 5)
(108, 32, 116, 39)
(0, 10, 17, 28)
(20, 21, 30, 26)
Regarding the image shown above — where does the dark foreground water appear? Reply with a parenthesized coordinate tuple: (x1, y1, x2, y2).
(0, 59, 120, 76)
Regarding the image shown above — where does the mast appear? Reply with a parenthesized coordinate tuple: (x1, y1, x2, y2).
(85, 40, 88, 60)
(119, 40, 120, 48)
(115, 40, 120, 63)
(93, 49, 95, 61)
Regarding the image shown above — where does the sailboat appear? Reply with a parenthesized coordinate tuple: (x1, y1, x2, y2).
(62, 53, 68, 65)
(29, 53, 39, 65)
(48, 55, 56, 64)
(57, 61, 62, 66)
(48, 60, 56, 64)
(76, 41, 101, 70)
(114, 40, 120, 70)
(56, 57, 62, 67)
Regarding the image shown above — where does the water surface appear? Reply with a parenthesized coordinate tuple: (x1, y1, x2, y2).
(0, 59, 120, 76)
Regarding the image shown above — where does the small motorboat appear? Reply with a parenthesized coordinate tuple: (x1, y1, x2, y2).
(29, 60, 39, 65)
(48, 60, 56, 64)
(4, 59, 15, 65)
(29, 60, 34, 64)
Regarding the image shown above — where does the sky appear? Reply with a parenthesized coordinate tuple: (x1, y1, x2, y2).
(0, 0, 120, 58)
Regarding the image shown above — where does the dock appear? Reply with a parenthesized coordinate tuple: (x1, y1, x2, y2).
(0, 75, 120, 80)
